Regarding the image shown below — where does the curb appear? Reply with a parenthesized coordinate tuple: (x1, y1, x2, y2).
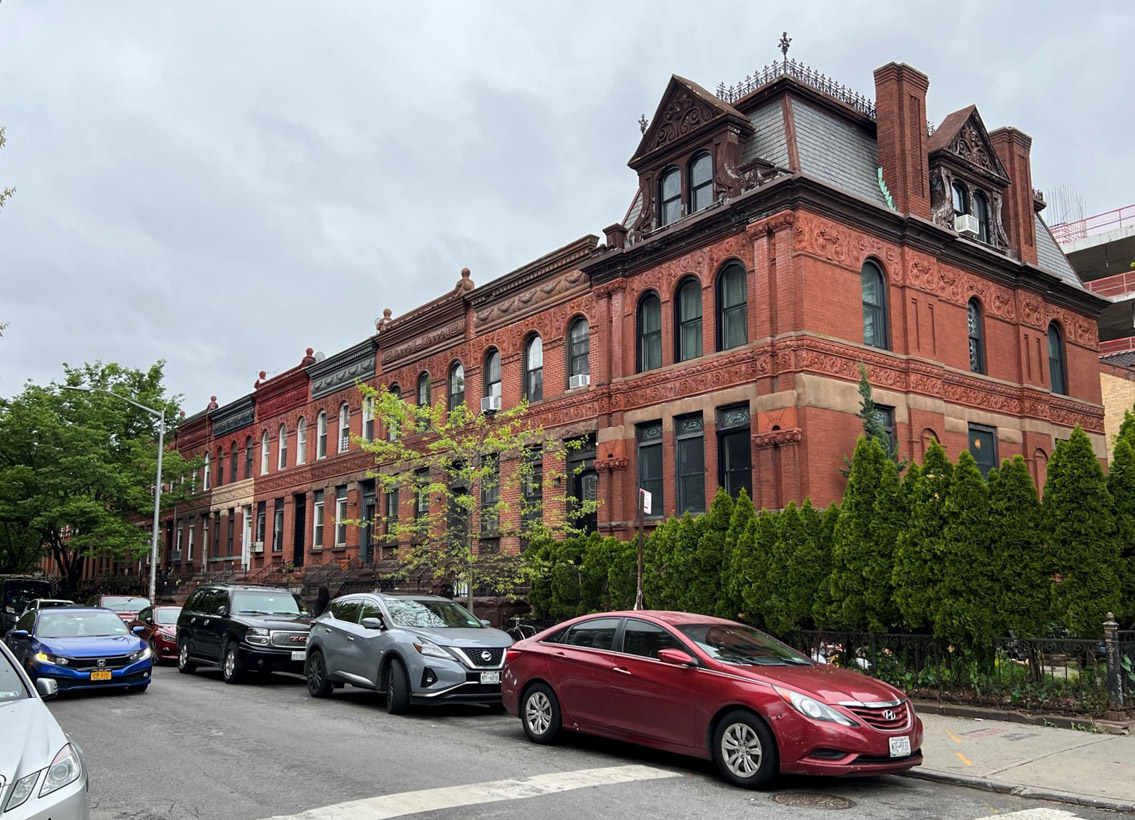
(912, 700, 1135, 736)
(902, 768, 1135, 813)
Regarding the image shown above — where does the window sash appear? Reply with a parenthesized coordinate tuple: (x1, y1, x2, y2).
(313, 492, 324, 547)
(719, 428, 752, 499)
(335, 487, 348, 545)
(297, 420, 307, 464)
(272, 500, 284, 552)
(638, 297, 662, 371)
(317, 414, 327, 458)
(261, 433, 270, 474)
(279, 427, 288, 469)
(569, 321, 590, 377)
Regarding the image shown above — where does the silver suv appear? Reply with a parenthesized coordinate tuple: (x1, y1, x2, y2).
(305, 593, 512, 714)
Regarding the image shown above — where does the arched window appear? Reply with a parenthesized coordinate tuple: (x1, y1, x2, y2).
(417, 373, 431, 431)
(524, 335, 543, 402)
(362, 396, 375, 442)
(659, 167, 681, 226)
(568, 317, 590, 384)
(716, 261, 748, 351)
(244, 435, 252, 478)
(387, 385, 401, 441)
(338, 403, 351, 452)
(278, 424, 288, 470)
(967, 299, 985, 374)
(861, 260, 889, 350)
(448, 362, 465, 411)
(297, 417, 307, 465)
(1048, 322, 1067, 395)
(952, 180, 969, 215)
(637, 292, 662, 372)
(675, 277, 702, 362)
(484, 350, 501, 405)
(973, 191, 990, 244)
(216, 446, 225, 486)
(317, 411, 327, 459)
(261, 430, 270, 474)
(203, 452, 211, 490)
(689, 152, 713, 213)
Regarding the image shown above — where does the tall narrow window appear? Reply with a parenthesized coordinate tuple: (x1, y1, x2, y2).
(230, 442, 238, 482)
(417, 373, 431, 430)
(969, 423, 998, 477)
(521, 447, 543, 536)
(317, 411, 327, 459)
(675, 278, 702, 362)
(414, 469, 429, 537)
(212, 515, 221, 558)
(261, 430, 270, 474)
(227, 509, 235, 556)
(659, 167, 681, 226)
(313, 490, 324, 548)
(968, 299, 985, 374)
(484, 350, 502, 403)
(568, 317, 590, 385)
(297, 417, 307, 464)
(717, 405, 752, 500)
(637, 422, 664, 518)
(203, 453, 211, 490)
(675, 414, 705, 514)
(278, 424, 288, 469)
(338, 403, 350, 452)
(716, 261, 748, 351)
(689, 152, 713, 213)
(387, 385, 401, 440)
(448, 362, 465, 411)
(217, 447, 224, 486)
(637, 292, 662, 372)
(187, 519, 195, 564)
(335, 486, 348, 546)
(362, 397, 375, 442)
(1048, 322, 1067, 395)
(862, 260, 889, 350)
(255, 501, 266, 545)
(244, 436, 253, 479)
(384, 484, 399, 550)
(272, 499, 284, 552)
(952, 180, 969, 215)
(972, 191, 990, 244)
(524, 335, 543, 402)
(480, 454, 499, 534)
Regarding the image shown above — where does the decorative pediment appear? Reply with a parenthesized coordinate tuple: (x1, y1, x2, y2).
(927, 105, 1008, 182)
(629, 76, 751, 169)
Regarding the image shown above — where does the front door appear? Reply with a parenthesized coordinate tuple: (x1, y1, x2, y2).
(292, 494, 306, 568)
(241, 506, 253, 572)
(361, 493, 376, 565)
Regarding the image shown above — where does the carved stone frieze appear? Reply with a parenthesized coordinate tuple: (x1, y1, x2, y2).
(792, 212, 900, 280)
(256, 385, 309, 421)
(754, 428, 802, 448)
(610, 347, 770, 413)
(383, 320, 464, 369)
(594, 280, 627, 299)
(474, 270, 587, 328)
(625, 234, 749, 308)
(211, 405, 255, 438)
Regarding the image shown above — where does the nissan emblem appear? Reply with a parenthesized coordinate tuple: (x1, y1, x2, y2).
(481, 650, 492, 662)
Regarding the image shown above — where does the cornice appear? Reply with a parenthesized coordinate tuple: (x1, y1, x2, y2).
(210, 396, 255, 438)
(469, 236, 599, 309)
(306, 339, 377, 400)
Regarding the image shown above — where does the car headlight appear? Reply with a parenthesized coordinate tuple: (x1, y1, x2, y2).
(245, 628, 269, 646)
(34, 651, 69, 666)
(129, 646, 152, 663)
(40, 743, 82, 797)
(4, 771, 39, 811)
(775, 687, 858, 727)
(412, 640, 452, 660)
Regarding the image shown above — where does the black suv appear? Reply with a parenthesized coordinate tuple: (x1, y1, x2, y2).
(176, 584, 311, 684)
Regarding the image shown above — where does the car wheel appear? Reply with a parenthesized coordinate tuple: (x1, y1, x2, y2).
(385, 658, 410, 715)
(221, 641, 245, 685)
(177, 638, 197, 674)
(712, 710, 778, 789)
(520, 683, 561, 744)
(306, 651, 333, 698)
(148, 638, 161, 665)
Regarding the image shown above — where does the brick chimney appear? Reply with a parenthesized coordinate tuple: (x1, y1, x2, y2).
(873, 63, 931, 219)
(989, 127, 1038, 266)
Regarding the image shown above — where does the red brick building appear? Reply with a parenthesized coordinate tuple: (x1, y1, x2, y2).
(154, 57, 1104, 589)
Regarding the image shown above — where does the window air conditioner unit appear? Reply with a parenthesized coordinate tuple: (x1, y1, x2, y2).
(481, 396, 501, 413)
(568, 374, 591, 390)
(170, 550, 183, 563)
(954, 213, 980, 238)
(252, 541, 264, 554)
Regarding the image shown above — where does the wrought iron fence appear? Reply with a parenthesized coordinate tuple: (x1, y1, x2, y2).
(781, 630, 1121, 716)
(1120, 631, 1135, 705)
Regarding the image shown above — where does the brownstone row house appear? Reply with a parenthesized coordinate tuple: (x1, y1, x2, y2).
(125, 57, 1104, 595)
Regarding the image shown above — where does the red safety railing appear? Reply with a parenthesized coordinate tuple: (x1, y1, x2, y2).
(1084, 270, 1135, 298)
(1052, 204, 1135, 244)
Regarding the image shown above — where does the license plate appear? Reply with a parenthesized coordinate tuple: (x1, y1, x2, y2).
(90, 670, 112, 681)
(291, 651, 305, 661)
(889, 736, 911, 757)
(480, 671, 500, 685)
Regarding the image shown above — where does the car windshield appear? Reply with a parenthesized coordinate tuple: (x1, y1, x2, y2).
(677, 623, 812, 666)
(0, 652, 30, 704)
(101, 596, 149, 612)
(4, 582, 52, 612)
(39, 610, 130, 638)
(38, 600, 74, 609)
(385, 599, 482, 629)
(154, 607, 182, 625)
(232, 591, 306, 617)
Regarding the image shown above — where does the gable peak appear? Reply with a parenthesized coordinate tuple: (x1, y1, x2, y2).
(928, 105, 1008, 180)
(630, 75, 750, 169)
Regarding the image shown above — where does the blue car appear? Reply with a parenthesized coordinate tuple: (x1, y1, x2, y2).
(4, 605, 153, 694)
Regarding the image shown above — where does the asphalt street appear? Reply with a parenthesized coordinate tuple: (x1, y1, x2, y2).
(45, 665, 1117, 820)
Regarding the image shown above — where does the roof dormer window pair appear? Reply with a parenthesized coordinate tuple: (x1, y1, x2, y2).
(951, 180, 991, 245)
(658, 152, 714, 227)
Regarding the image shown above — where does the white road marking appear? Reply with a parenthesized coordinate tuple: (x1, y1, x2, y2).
(994, 810, 1082, 819)
(258, 764, 681, 820)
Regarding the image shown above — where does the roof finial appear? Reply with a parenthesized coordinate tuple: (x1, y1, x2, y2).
(779, 31, 792, 69)
(638, 114, 649, 135)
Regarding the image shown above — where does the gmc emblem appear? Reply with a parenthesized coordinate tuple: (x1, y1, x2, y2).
(289, 635, 307, 644)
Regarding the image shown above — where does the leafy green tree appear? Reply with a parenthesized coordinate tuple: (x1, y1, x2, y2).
(988, 456, 1048, 637)
(1042, 427, 1121, 635)
(678, 490, 732, 615)
(581, 533, 637, 613)
(811, 503, 840, 626)
(842, 363, 906, 473)
(718, 489, 754, 618)
(893, 441, 952, 629)
(1107, 438, 1135, 622)
(738, 510, 778, 628)
(360, 386, 589, 615)
(0, 362, 195, 591)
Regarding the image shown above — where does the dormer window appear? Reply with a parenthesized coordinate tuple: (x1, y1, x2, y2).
(972, 191, 990, 244)
(659, 167, 681, 226)
(952, 181, 968, 215)
(689, 152, 713, 213)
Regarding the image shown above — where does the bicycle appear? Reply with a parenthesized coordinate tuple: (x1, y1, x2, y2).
(506, 616, 539, 643)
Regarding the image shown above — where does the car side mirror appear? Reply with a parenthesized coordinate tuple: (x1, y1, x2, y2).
(361, 616, 385, 631)
(657, 648, 696, 667)
(132, 625, 145, 635)
(10, 630, 29, 640)
(216, 605, 228, 617)
(480, 619, 491, 628)
(36, 678, 59, 699)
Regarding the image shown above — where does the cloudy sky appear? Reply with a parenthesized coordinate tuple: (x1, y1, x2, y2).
(1, 1, 1131, 412)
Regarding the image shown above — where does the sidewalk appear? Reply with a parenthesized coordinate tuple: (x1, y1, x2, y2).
(906, 710, 1135, 812)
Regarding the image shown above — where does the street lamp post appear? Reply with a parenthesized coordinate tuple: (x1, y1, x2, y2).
(64, 386, 165, 603)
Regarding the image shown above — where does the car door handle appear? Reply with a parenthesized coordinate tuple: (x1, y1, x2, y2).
(346, 636, 354, 642)
(612, 666, 632, 675)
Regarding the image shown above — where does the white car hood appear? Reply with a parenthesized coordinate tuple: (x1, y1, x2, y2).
(0, 698, 67, 782)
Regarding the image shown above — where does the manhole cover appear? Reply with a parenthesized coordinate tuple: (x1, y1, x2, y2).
(771, 792, 855, 810)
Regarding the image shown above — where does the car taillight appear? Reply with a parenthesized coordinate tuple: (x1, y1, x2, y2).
(504, 649, 522, 665)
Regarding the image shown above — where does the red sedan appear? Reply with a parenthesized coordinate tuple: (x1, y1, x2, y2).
(128, 605, 182, 664)
(502, 611, 922, 789)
